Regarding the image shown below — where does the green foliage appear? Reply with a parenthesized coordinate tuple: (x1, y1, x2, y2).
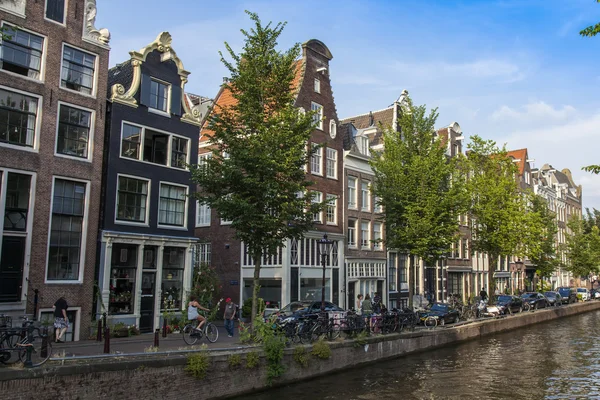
(565, 215, 600, 277)
(524, 194, 559, 280)
(264, 335, 286, 385)
(190, 11, 323, 326)
(370, 98, 468, 267)
(293, 346, 309, 368)
(583, 165, 600, 174)
(238, 321, 253, 344)
(353, 331, 369, 348)
(242, 297, 265, 320)
(228, 354, 242, 368)
(246, 351, 260, 369)
(311, 338, 332, 360)
(580, 1, 600, 38)
(185, 353, 210, 380)
(189, 262, 223, 321)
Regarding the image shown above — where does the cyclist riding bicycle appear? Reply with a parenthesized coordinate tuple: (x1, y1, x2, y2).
(188, 295, 210, 333)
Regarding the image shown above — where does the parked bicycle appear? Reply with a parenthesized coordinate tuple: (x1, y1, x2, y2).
(182, 312, 219, 345)
(0, 315, 52, 367)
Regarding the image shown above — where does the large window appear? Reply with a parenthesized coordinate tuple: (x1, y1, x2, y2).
(196, 202, 211, 226)
(120, 123, 189, 169)
(47, 179, 86, 281)
(326, 148, 337, 179)
(4, 173, 31, 231)
(373, 222, 382, 250)
(361, 221, 370, 249)
(399, 254, 408, 286)
(161, 247, 185, 311)
(0, 88, 38, 148)
(116, 176, 148, 223)
(361, 181, 370, 211)
(311, 102, 323, 130)
(311, 143, 322, 175)
(61, 46, 96, 95)
(348, 177, 357, 209)
(348, 219, 356, 247)
(159, 183, 187, 227)
(45, 0, 66, 24)
(312, 191, 322, 223)
(326, 194, 337, 225)
(0, 25, 43, 79)
(149, 79, 169, 112)
(389, 253, 397, 291)
(56, 104, 92, 159)
(109, 243, 137, 315)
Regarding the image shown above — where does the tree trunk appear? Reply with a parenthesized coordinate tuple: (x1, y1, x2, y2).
(408, 255, 414, 308)
(488, 253, 498, 302)
(250, 251, 262, 330)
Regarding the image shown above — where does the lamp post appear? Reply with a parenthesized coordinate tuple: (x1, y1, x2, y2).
(318, 234, 334, 313)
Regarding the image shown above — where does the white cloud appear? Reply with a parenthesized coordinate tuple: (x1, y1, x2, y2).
(491, 102, 578, 123)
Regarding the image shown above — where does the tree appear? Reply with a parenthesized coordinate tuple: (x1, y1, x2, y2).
(465, 136, 527, 293)
(191, 12, 322, 326)
(565, 216, 600, 278)
(370, 98, 468, 304)
(580, 0, 600, 38)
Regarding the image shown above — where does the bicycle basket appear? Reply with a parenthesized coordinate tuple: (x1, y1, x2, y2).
(0, 315, 12, 328)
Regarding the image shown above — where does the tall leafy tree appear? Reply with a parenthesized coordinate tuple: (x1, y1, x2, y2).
(465, 136, 527, 293)
(565, 216, 600, 278)
(370, 99, 468, 304)
(191, 12, 322, 325)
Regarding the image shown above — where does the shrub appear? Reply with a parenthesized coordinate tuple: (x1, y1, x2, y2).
(353, 331, 369, 348)
(246, 351, 260, 369)
(311, 338, 331, 360)
(185, 353, 210, 379)
(293, 346, 309, 368)
(228, 354, 242, 368)
(241, 297, 265, 320)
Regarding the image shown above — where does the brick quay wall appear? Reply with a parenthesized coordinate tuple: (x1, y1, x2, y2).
(2, 301, 600, 400)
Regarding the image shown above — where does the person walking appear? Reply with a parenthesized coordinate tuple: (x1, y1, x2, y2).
(362, 294, 373, 330)
(53, 297, 69, 343)
(480, 287, 488, 302)
(223, 297, 237, 338)
(356, 294, 363, 315)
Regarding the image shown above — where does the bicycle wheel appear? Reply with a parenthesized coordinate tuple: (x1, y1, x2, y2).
(205, 323, 219, 343)
(182, 324, 199, 345)
(523, 303, 531, 312)
(424, 316, 438, 328)
(0, 333, 20, 365)
(18, 339, 52, 367)
(328, 323, 341, 340)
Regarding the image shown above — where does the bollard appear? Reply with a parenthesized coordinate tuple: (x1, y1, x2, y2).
(103, 325, 110, 354)
(154, 328, 159, 348)
(102, 312, 107, 338)
(33, 289, 39, 321)
(41, 327, 48, 358)
(23, 345, 33, 368)
(96, 320, 102, 342)
(162, 318, 167, 338)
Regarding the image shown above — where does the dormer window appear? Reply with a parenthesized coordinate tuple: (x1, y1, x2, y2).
(150, 79, 169, 112)
(140, 74, 182, 116)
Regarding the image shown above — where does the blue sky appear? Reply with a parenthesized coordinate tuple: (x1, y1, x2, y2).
(97, 0, 600, 210)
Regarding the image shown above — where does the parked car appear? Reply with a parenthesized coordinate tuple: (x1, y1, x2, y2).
(591, 289, 600, 300)
(419, 303, 460, 326)
(577, 288, 590, 301)
(543, 291, 563, 307)
(520, 292, 549, 310)
(557, 287, 577, 304)
(276, 301, 344, 320)
(495, 295, 524, 314)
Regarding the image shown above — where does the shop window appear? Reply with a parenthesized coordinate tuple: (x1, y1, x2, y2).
(161, 247, 185, 311)
(243, 279, 281, 309)
(109, 244, 138, 315)
(300, 278, 330, 302)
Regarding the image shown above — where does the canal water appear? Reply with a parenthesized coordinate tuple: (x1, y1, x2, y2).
(238, 310, 600, 400)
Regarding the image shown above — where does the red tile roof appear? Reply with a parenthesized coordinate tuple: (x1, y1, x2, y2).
(507, 148, 528, 175)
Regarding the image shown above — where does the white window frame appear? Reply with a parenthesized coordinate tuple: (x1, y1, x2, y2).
(312, 191, 323, 223)
(361, 180, 370, 212)
(311, 102, 323, 130)
(148, 77, 171, 116)
(361, 220, 370, 249)
(157, 181, 189, 230)
(59, 42, 99, 98)
(114, 174, 151, 227)
(311, 143, 323, 176)
(348, 219, 357, 248)
(358, 135, 369, 155)
(44, 0, 68, 26)
(45, 176, 90, 284)
(326, 148, 337, 179)
(196, 201, 211, 227)
(374, 196, 382, 213)
(0, 22, 48, 83)
(54, 101, 95, 162)
(314, 78, 320, 93)
(329, 119, 337, 138)
(373, 222, 382, 250)
(0, 84, 42, 152)
(119, 120, 190, 170)
(326, 194, 337, 225)
(348, 176, 357, 209)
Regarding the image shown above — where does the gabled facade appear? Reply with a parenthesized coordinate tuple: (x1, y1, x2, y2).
(0, 0, 110, 340)
(98, 32, 204, 332)
(197, 40, 345, 310)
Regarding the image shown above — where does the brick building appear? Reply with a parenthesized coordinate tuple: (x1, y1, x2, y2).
(0, 0, 110, 340)
(197, 40, 345, 310)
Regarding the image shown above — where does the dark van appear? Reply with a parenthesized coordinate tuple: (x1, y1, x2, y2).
(557, 287, 577, 304)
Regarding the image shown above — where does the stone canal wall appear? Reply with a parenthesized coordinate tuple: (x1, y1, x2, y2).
(2, 301, 600, 400)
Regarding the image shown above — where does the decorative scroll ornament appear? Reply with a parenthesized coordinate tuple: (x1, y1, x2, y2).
(83, 0, 111, 47)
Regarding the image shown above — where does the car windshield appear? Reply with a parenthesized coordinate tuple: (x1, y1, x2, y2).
(279, 302, 310, 314)
(577, 288, 587, 293)
(522, 293, 536, 299)
(430, 303, 448, 312)
(497, 296, 512, 302)
(544, 292, 557, 298)
(558, 288, 570, 295)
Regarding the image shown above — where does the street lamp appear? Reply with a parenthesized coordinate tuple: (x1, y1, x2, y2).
(318, 234, 334, 313)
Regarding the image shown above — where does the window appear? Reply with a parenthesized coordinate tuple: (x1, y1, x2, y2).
(47, 179, 86, 281)
(310, 143, 322, 175)
(348, 177, 357, 209)
(312, 191, 322, 223)
(161, 247, 185, 311)
(159, 183, 187, 227)
(45, 0, 66, 24)
(171, 136, 188, 169)
(373, 222, 382, 250)
(329, 119, 337, 139)
(0, 25, 43, 79)
(462, 239, 469, 259)
(109, 243, 137, 315)
(326, 148, 337, 179)
(121, 123, 141, 159)
(326, 194, 337, 225)
(314, 78, 320, 93)
(389, 253, 397, 291)
(144, 129, 168, 165)
(399, 254, 407, 284)
(116, 176, 148, 223)
(196, 202, 211, 226)
(197, 243, 211, 265)
(348, 219, 356, 247)
(56, 104, 92, 159)
(61, 46, 96, 95)
(311, 102, 323, 130)
(361, 221, 370, 248)
(4, 173, 31, 231)
(150, 79, 169, 112)
(358, 135, 369, 155)
(453, 240, 460, 258)
(374, 196, 382, 213)
(361, 181, 370, 211)
(0, 88, 38, 148)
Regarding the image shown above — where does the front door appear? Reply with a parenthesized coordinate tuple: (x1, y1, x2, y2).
(347, 282, 355, 311)
(0, 236, 25, 302)
(139, 272, 155, 333)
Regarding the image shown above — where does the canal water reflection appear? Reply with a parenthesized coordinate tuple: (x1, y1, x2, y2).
(238, 310, 600, 400)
